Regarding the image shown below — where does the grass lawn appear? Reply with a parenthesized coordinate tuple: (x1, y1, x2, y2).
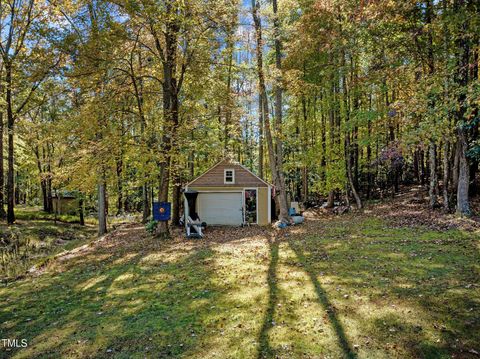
(0, 212, 479, 358)
(1, 207, 141, 281)
(0, 208, 97, 281)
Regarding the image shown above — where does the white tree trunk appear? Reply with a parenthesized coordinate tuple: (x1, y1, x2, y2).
(456, 127, 470, 216)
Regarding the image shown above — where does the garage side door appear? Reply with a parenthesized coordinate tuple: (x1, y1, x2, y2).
(197, 192, 243, 225)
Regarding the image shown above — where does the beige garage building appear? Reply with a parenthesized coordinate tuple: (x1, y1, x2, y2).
(184, 159, 272, 226)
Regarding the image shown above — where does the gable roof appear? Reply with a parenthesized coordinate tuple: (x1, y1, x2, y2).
(186, 159, 271, 188)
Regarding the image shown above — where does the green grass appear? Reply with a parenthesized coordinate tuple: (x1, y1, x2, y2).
(0, 215, 479, 358)
(0, 209, 97, 281)
(1, 208, 140, 281)
(14, 207, 90, 224)
(14, 207, 140, 226)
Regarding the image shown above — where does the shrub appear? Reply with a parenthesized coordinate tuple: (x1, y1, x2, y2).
(145, 220, 158, 234)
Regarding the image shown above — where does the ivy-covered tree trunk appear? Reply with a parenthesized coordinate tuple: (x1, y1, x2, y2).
(154, 1, 181, 237)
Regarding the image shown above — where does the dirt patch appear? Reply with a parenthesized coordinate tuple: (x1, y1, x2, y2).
(302, 186, 480, 232)
(367, 186, 480, 231)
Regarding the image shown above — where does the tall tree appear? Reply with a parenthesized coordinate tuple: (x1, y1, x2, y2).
(454, 0, 473, 216)
(0, 0, 57, 223)
(251, 0, 289, 222)
(0, 62, 5, 218)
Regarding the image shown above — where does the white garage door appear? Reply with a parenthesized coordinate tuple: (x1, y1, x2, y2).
(197, 192, 243, 225)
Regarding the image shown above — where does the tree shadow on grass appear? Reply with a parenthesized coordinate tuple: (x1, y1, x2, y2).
(0, 230, 222, 359)
(286, 219, 480, 358)
(369, 313, 452, 358)
(0, 250, 144, 358)
(257, 236, 279, 359)
(288, 240, 357, 359)
(96, 246, 218, 357)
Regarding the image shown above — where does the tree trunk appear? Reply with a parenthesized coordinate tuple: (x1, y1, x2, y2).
(443, 141, 450, 212)
(155, 3, 181, 236)
(188, 131, 195, 179)
(419, 150, 426, 185)
(425, 0, 439, 209)
(302, 166, 308, 203)
(54, 189, 58, 223)
(258, 95, 264, 179)
(346, 133, 362, 209)
(157, 162, 170, 235)
(251, 0, 289, 223)
(142, 184, 150, 222)
(327, 190, 334, 208)
(0, 92, 5, 219)
(224, 24, 235, 152)
(468, 118, 479, 195)
(452, 141, 460, 195)
(366, 95, 372, 199)
(15, 171, 20, 205)
(413, 150, 420, 183)
(116, 156, 123, 216)
(98, 179, 107, 236)
(46, 171, 53, 213)
(41, 180, 48, 211)
(79, 196, 85, 226)
(271, 0, 289, 220)
(326, 64, 337, 208)
(353, 126, 359, 190)
(6, 62, 15, 224)
(384, 82, 394, 143)
(130, 49, 150, 222)
(342, 49, 362, 209)
(33, 146, 48, 212)
(301, 94, 308, 202)
(172, 179, 181, 226)
(320, 94, 327, 184)
(454, 0, 471, 216)
(456, 127, 470, 215)
(429, 141, 438, 208)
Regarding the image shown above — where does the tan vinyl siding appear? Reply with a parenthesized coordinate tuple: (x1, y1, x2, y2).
(189, 160, 268, 188)
(257, 187, 269, 225)
(188, 187, 243, 192)
(186, 159, 272, 226)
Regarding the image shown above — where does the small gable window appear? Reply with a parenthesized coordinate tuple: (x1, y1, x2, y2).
(224, 169, 235, 184)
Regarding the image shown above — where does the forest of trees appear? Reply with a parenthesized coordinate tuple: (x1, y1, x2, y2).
(0, 0, 479, 235)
